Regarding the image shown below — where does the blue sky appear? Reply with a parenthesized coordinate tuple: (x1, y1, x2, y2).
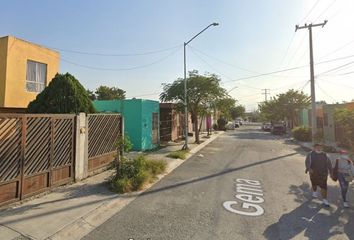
(1, 0, 354, 111)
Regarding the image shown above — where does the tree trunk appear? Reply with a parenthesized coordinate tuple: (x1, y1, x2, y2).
(198, 115, 204, 133)
(193, 113, 200, 144)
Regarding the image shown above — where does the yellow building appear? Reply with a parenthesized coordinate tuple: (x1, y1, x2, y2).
(0, 36, 59, 110)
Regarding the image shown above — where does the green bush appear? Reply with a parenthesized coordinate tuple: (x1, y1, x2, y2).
(110, 155, 167, 193)
(292, 126, 312, 142)
(145, 159, 167, 175)
(28, 73, 95, 113)
(166, 150, 189, 160)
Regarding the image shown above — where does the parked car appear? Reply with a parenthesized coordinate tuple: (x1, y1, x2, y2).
(226, 122, 236, 130)
(262, 122, 271, 131)
(236, 118, 243, 126)
(234, 121, 240, 128)
(271, 123, 286, 135)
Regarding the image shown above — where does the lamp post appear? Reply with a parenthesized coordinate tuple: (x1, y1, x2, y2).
(182, 23, 219, 150)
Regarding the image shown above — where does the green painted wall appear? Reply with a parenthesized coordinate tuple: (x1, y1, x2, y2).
(298, 108, 310, 127)
(93, 99, 159, 151)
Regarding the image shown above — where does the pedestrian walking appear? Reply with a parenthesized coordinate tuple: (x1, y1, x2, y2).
(333, 150, 354, 208)
(305, 143, 333, 206)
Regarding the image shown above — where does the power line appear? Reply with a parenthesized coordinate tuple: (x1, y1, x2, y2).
(271, 80, 309, 91)
(319, 38, 354, 60)
(278, 32, 296, 69)
(314, 0, 338, 22)
(46, 44, 182, 57)
(300, 80, 310, 92)
(316, 81, 337, 103)
(188, 45, 258, 74)
(318, 78, 354, 90)
(61, 46, 182, 71)
(112, 52, 354, 101)
(127, 91, 162, 99)
(317, 60, 354, 76)
(286, 34, 307, 67)
(300, 0, 321, 23)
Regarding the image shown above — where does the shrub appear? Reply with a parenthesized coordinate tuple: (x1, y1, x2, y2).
(28, 73, 95, 113)
(145, 159, 167, 175)
(292, 126, 312, 142)
(110, 155, 167, 193)
(166, 150, 189, 160)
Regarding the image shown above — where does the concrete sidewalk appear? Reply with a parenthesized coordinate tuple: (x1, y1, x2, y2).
(0, 131, 224, 240)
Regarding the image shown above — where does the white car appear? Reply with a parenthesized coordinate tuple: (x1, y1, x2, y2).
(226, 122, 236, 130)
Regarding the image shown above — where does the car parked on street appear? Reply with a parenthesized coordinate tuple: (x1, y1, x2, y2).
(271, 123, 286, 135)
(226, 122, 236, 130)
(262, 122, 271, 131)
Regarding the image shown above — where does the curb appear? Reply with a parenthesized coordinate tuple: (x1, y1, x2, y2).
(48, 131, 224, 240)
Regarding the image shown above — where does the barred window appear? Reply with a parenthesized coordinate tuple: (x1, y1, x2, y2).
(26, 60, 47, 92)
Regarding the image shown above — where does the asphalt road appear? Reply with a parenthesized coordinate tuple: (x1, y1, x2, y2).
(83, 125, 354, 240)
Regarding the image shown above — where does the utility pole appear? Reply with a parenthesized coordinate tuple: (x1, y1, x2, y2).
(295, 20, 327, 143)
(262, 89, 270, 102)
(182, 23, 219, 150)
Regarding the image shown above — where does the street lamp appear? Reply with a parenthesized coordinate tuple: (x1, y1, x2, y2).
(182, 23, 219, 150)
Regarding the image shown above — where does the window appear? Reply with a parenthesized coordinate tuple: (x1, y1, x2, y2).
(26, 60, 47, 92)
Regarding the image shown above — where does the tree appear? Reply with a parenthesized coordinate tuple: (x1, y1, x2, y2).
(160, 70, 227, 144)
(335, 108, 354, 150)
(230, 105, 246, 120)
(214, 97, 236, 120)
(87, 89, 96, 101)
(247, 110, 261, 122)
(95, 86, 126, 100)
(259, 89, 310, 128)
(28, 73, 96, 113)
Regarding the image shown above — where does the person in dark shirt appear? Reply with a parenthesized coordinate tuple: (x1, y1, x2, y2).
(305, 143, 333, 206)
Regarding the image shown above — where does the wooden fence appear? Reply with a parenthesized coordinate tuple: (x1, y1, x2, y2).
(0, 114, 75, 206)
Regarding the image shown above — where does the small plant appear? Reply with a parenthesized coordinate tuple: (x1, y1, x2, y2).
(292, 126, 312, 142)
(115, 135, 133, 153)
(166, 150, 189, 160)
(114, 134, 133, 177)
(110, 155, 167, 193)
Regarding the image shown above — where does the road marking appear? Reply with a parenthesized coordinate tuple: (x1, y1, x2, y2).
(223, 178, 265, 216)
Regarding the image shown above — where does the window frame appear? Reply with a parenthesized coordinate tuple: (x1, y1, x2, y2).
(26, 59, 47, 93)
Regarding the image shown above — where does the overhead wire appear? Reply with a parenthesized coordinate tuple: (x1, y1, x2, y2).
(46, 44, 182, 57)
(314, 0, 338, 22)
(300, 0, 321, 23)
(87, 51, 354, 101)
(317, 60, 354, 76)
(60, 46, 182, 71)
(188, 45, 258, 74)
(316, 81, 337, 103)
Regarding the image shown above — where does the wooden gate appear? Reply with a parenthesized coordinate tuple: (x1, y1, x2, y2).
(87, 114, 122, 173)
(0, 114, 75, 206)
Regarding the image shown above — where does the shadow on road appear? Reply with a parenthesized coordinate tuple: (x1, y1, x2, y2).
(263, 183, 354, 240)
(139, 152, 299, 197)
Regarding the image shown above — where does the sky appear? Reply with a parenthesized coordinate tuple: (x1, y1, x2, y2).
(1, 0, 354, 111)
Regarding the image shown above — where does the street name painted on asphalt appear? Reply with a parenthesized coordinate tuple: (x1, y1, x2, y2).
(223, 178, 265, 216)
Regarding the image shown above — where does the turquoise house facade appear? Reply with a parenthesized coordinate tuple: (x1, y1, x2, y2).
(93, 99, 160, 151)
